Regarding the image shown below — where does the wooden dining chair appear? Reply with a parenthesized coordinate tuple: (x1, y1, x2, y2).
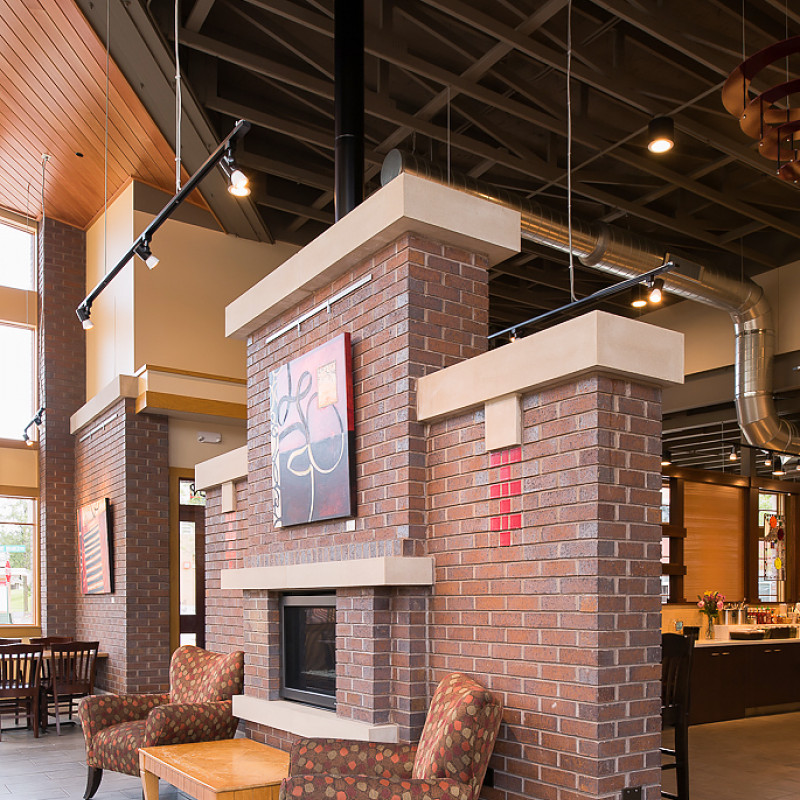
(43, 641, 99, 735)
(0, 644, 43, 740)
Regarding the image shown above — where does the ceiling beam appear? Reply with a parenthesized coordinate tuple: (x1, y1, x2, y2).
(186, 0, 216, 32)
(186, 29, 775, 266)
(74, 0, 273, 243)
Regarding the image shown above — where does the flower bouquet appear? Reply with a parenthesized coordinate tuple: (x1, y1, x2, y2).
(697, 590, 724, 639)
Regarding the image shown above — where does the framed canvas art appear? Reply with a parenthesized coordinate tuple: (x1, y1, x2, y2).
(270, 332, 355, 526)
(77, 498, 113, 594)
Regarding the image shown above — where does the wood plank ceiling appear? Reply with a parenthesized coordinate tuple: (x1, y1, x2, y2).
(0, 0, 194, 229)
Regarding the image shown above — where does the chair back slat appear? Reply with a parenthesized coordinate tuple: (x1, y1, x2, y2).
(0, 645, 43, 697)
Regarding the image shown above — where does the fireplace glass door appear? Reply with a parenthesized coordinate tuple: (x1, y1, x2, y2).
(280, 594, 336, 709)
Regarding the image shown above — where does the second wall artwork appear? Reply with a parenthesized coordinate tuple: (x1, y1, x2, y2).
(269, 332, 356, 526)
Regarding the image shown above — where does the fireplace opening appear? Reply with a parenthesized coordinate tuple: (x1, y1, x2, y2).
(280, 593, 336, 709)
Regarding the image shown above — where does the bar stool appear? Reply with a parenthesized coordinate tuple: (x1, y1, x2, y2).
(661, 632, 694, 800)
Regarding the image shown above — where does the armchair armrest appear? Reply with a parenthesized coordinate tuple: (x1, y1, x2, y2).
(289, 738, 417, 779)
(280, 775, 472, 800)
(144, 700, 237, 746)
(79, 692, 171, 747)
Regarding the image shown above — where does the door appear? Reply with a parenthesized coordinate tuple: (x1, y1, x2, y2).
(170, 471, 206, 651)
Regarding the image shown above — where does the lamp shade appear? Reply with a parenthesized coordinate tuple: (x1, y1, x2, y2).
(648, 116, 674, 153)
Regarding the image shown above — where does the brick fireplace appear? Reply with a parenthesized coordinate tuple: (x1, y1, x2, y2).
(197, 173, 684, 800)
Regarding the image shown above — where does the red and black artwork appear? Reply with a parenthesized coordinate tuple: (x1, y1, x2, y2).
(77, 498, 113, 594)
(269, 332, 355, 527)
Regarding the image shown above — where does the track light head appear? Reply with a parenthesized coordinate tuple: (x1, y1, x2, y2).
(648, 116, 675, 154)
(77, 304, 94, 330)
(223, 147, 250, 196)
(135, 239, 159, 270)
(228, 168, 250, 197)
(648, 278, 664, 304)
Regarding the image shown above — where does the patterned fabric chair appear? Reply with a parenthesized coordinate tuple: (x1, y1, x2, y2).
(280, 672, 503, 800)
(79, 645, 244, 799)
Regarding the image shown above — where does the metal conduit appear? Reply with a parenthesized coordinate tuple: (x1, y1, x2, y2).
(381, 149, 800, 456)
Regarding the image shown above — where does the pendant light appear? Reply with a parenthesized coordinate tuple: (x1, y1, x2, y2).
(648, 117, 675, 154)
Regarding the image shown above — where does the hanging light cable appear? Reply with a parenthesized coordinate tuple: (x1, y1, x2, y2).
(174, 0, 182, 192)
(566, 0, 576, 302)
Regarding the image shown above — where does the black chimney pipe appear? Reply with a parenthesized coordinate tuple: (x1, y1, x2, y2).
(334, 0, 364, 220)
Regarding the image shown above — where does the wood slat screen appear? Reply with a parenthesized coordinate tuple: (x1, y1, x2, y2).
(683, 481, 745, 602)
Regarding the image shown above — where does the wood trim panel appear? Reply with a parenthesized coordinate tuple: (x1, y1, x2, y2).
(137, 364, 247, 385)
(135, 391, 247, 420)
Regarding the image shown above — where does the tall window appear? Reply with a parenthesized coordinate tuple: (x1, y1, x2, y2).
(0, 216, 36, 442)
(0, 496, 36, 625)
(757, 491, 786, 602)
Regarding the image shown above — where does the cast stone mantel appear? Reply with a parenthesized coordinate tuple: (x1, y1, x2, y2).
(220, 555, 434, 591)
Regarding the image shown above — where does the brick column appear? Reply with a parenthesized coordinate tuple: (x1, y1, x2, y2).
(74, 398, 170, 693)
(38, 217, 86, 635)
(204, 479, 247, 653)
(420, 312, 683, 800)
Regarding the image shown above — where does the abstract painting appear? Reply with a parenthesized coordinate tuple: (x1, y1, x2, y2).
(78, 498, 113, 594)
(270, 332, 355, 526)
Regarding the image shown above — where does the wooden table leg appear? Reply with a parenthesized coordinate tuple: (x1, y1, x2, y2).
(141, 768, 159, 800)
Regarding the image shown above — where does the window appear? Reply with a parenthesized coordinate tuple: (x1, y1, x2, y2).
(660, 483, 671, 602)
(0, 221, 35, 290)
(0, 496, 37, 625)
(0, 216, 36, 442)
(178, 479, 206, 648)
(757, 491, 786, 602)
(0, 325, 35, 440)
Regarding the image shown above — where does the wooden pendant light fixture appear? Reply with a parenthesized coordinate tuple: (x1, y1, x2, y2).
(722, 36, 800, 184)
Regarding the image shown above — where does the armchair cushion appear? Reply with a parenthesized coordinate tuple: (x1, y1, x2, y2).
(144, 700, 237, 745)
(289, 739, 417, 779)
(281, 774, 473, 800)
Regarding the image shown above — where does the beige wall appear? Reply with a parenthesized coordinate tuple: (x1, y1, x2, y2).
(85, 183, 298, 401)
(85, 183, 135, 397)
(133, 210, 298, 380)
(0, 444, 38, 493)
(646, 260, 800, 376)
(168, 418, 247, 469)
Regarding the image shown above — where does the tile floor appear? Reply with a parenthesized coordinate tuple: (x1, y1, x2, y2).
(0, 720, 190, 800)
(1, 712, 798, 799)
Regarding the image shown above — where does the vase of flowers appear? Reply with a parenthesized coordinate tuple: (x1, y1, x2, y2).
(698, 590, 724, 639)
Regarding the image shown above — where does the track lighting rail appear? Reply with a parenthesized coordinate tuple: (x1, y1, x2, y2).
(488, 262, 675, 341)
(76, 119, 252, 329)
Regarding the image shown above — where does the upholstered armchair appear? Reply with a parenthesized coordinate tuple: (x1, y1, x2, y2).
(280, 672, 503, 800)
(79, 645, 244, 799)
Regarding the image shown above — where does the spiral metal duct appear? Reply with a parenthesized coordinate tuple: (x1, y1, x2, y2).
(381, 149, 800, 456)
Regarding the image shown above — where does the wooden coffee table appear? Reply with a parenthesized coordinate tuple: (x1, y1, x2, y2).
(139, 738, 289, 800)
